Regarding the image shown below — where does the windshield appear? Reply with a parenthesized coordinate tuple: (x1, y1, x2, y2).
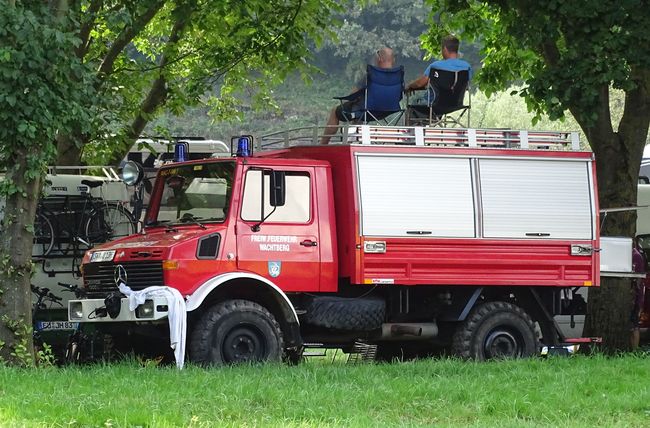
(151, 161, 235, 225)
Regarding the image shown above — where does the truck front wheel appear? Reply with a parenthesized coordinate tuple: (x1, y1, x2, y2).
(452, 301, 539, 360)
(190, 300, 284, 365)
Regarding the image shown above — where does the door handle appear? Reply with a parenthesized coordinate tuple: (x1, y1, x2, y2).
(300, 239, 318, 247)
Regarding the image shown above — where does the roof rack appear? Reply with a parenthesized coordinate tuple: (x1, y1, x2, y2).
(47, 165, 121, 180)
(260, 125, 583, 151)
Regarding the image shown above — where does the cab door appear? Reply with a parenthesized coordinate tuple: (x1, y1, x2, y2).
(236, 166, 321, 292)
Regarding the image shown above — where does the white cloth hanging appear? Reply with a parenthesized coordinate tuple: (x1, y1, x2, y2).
(118, 282, 187, 369)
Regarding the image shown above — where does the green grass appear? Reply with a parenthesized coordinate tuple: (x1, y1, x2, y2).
(1, 354, 650, 427)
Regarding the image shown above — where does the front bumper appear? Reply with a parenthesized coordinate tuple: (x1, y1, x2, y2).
(68, 297, 170, 322)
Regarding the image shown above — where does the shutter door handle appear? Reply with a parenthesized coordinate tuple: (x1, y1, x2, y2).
(300, 239, 318, 247)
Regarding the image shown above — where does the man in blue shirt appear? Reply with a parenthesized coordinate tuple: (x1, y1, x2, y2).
(405, 35, 473, 93)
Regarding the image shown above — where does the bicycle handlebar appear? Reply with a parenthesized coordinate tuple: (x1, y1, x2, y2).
(31, 284, 63, 303)
(58, 282, 86, 298)
(58, 282, 77, 290)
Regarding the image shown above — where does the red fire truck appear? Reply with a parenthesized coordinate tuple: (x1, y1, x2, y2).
(69, 126, 607, 363)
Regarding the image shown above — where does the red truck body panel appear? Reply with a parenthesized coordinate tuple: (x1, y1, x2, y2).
(262, 144, 599, 290)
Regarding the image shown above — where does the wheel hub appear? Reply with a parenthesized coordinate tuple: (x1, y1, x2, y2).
(484, 329, 521, 358)
(221, 326, 265, 363)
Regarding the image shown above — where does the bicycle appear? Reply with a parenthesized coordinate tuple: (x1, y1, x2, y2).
(57, 281, 91, 364)
(31, 284, 64, 363)
(32, 179, 136, 259)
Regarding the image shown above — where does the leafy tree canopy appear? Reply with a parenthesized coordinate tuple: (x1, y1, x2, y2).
(423, 0, 650, 130)
(320, 0, 429, 60)
(0, 3, 92, 176)
(54, 0, 341, 165)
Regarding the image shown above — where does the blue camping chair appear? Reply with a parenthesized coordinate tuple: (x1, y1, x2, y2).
(334, 64, 405, 125)
(405, 67, 471, 127)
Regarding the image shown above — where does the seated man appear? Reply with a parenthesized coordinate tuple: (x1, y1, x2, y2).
(405, 35, 473, 104)
(320, 47, 395, 145)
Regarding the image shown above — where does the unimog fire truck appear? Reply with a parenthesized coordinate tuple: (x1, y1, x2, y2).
(68, 126, 622, 363)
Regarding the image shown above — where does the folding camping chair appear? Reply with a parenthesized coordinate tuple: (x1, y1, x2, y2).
(405, 67, 470, 127)
(334, 64, 405, 125)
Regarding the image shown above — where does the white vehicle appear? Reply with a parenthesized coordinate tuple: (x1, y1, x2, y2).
(124, 138, 230, 168)
(640, 145, 650, 180)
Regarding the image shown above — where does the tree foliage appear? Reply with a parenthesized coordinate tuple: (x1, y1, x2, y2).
(0, 2, 93, 365)
(55, 0, 341, 166)
(423, 1, 650, 127)
(320, 0, 429, 60)
(424, 0, 650, 351)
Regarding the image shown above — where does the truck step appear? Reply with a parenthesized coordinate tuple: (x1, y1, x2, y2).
(301, 342, 328, 358)
(346, 341, 378, 364)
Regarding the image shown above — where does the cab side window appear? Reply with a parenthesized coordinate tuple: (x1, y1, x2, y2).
(241, 170, 311, 223)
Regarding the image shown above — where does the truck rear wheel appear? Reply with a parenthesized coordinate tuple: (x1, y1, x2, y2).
(190, 300, 284, 365)
(452, 301, 539, 360)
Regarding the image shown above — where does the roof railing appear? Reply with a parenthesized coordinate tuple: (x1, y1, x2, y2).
(260, 125, 583, 151)
(46, 165, 122, 180)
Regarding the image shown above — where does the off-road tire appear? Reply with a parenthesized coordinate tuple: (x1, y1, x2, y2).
(452, 301, 539, 360)
(303, 297, 385, 331)
(190, 300, 284, 365)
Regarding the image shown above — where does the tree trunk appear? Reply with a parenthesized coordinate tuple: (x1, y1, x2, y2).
(582, 73, 650, 352)
(107, 75, 168, 166)
(55, 133, 85, 167)
(0, 146, 42, 365)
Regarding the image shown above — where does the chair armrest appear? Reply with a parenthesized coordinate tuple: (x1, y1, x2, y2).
(405, 87, 429, 106)
(333, 88, 366, 101)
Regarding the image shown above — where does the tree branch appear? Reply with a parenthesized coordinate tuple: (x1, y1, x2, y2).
(111, 47, 200, 74)
(75, 0, 103, 58)
(206, 0, 304, 85)
(110, 9, 191, 165)
(96, 1, 165, 80)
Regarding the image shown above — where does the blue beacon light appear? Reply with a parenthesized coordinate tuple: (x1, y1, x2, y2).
(174, 142, 188, 162)
(237, 136, 250, 157)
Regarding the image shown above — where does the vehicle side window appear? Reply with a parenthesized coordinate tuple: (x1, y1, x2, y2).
(241, 170, 311, 223)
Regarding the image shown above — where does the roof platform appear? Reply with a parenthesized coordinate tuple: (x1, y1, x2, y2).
(260, 125, 584, 152)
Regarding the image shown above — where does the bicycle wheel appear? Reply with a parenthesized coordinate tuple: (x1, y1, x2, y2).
(84, 203, 136, 244)
(32, 213, 55, 258)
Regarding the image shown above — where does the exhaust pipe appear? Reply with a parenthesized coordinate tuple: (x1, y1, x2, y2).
(378, 322, 438, 340)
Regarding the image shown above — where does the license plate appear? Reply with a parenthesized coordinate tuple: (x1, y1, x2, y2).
(90, 250, 116, 262)
(36, 321, 79, 331)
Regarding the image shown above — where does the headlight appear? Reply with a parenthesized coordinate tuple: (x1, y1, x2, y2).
(135, 300, 154, 319)
(121, 161, 144, 186)
(69, 302, 84, 320)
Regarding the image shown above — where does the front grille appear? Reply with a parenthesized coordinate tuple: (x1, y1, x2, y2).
(83, 261, 164, 295)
